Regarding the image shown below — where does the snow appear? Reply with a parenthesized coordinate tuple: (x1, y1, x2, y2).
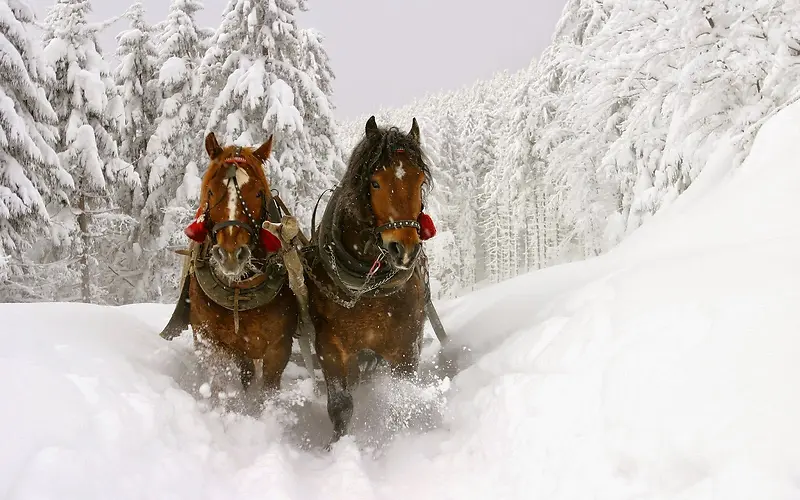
(73, 124, 106, 190)
(4, 101, 800, 498)
(159, 56, 188, 87)
(267, 78, 303, 134)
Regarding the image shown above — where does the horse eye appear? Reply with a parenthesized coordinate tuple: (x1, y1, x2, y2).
(371, 181, 380, 189)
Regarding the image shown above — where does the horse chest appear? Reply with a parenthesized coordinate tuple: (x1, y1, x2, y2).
(188, 279, 296, 359)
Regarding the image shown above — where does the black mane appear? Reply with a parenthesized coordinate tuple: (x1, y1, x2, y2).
(338, 124, 432, 224)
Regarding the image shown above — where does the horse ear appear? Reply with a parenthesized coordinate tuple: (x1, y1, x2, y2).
(365, 116, 378, 136)
(253, 134, 273, 163)
(205, 132, 223, 159)
(409, 117, 420, 143)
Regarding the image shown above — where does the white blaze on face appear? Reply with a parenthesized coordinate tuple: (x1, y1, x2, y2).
(395, 160, 406, 180)
(226, 167, 250, 236)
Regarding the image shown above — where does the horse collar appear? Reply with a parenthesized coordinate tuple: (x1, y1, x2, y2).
(316, 189, 416, 299)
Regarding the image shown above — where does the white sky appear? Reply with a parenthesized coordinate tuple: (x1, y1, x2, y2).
(28, 0, 567, 120)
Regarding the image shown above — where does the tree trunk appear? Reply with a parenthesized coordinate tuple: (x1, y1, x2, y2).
(78, 194, 91, 303)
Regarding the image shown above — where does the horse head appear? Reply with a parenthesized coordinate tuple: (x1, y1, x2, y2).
(187, 132, 281, 282)
(345, 116, 435, 270)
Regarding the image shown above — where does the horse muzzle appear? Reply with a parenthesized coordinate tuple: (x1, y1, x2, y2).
(211, 244, 252, 279)
(383, 239, 421, 270)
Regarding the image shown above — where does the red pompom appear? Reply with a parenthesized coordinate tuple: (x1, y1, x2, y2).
(184, 218, 208, 242)
(259, 227, 282, 252)
(418, 212, 436, 240)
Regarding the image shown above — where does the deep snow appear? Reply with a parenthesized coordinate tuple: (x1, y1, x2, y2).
(4, 102, 800, 499)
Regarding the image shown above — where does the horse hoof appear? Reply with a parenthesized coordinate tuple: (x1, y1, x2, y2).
(324, 435, 340, 452)
(355, 349, 384, 382)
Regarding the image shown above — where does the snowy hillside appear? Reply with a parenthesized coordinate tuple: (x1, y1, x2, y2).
(3, 100, 800, 499)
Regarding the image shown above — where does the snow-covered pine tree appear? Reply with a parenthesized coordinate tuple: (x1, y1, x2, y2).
(115, 2, 158, 215)
(413, 114, 460, 298)
(41, 0, 139, 303)
(502, 60, 547, 271)
(0, 0, 73, 301)
(440, 105, 477, 291)
(136, 0, 205, 301)
(200, 0, 343, 229)
(464, 82, 501, 284)
(532, 0, 611, 258)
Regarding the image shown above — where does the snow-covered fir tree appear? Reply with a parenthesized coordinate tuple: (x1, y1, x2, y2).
(339, 0, 800, 299)
(136, 0, 205, 301)
(41, 0, 139, 303)
(200, 0, 344, 228)
(115, 2, 159, 215)
(6, 0, 795, 305)
(0, 0, 73, 301)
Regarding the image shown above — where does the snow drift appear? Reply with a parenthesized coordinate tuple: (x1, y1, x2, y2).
(3, 102, 800, 499)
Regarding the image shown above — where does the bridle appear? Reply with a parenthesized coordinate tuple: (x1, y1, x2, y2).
(367, 147, 422, 239)
(200, 147, 280, 249)
(313, 148, 426, 272)
(304, 148, 430, 308)
(373, 219, 421, 234)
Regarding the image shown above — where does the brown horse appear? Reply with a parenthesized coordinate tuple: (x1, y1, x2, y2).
(304, 116, 435, 445)
(180, 133, 298, 397)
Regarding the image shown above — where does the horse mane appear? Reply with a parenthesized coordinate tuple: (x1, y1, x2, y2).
(339, 125, 432, 223)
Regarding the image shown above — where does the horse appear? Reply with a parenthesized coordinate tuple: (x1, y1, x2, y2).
(304, 116, 437, 445)
(162, 132, 299, 400)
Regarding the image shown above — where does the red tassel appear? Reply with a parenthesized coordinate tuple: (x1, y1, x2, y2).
(418, 212, 436, 240)
(259, 228, 282, 252)
(185, 218, 208, 242)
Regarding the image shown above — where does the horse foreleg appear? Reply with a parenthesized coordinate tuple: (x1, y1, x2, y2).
(382, 348, 420, 380)
(325, 376, 352, 447)
(317, 340, 353, 447)
(236, 355, 256, 390)
(261, 337, 292, 393)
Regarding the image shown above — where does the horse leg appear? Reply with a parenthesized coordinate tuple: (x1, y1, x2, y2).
(382, 348, 420, 380)
(261, 337, 293, 393)
(317, 339, 353, 447)
(351, 348, 386, 385)
(236, 355, 256, 390)
(325, 376, 352, 447)
(192, 334, 240, 402)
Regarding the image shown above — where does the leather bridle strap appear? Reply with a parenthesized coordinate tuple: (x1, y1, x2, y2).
(211, 219, 255, 238)
(373, 219, 420, 233)
(208, 148, 271, 244)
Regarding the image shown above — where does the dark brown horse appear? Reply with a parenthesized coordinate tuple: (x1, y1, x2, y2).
(304, 116, 436, 445)
(175, 133, 298, 397)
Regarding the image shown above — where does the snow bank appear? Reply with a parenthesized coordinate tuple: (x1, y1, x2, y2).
(4, 102, 800, 499)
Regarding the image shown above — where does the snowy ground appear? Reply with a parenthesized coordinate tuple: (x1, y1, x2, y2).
(4, 104, 800, 499)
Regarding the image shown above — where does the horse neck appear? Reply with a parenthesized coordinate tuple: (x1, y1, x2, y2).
(330, 195, 380, 264)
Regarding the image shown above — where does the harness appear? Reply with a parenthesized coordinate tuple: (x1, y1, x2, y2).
(303, 183, 423, 309)
(300, 143, 447, 346)
(191, 148, 287, 331)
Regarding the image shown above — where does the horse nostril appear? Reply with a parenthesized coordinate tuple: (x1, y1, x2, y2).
(235, 246, 251, 263)
(212, 245, 226, 263)
(387, 241, 404, 258)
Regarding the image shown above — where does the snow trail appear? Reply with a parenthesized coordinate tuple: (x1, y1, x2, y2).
(4, 101, 800, 499)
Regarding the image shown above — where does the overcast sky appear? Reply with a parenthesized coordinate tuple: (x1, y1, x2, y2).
(28, 0, 567, 120)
